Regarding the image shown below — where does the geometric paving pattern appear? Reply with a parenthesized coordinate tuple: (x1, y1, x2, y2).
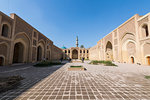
(0, 64, 62, 100)
(15, 62, 150, 100)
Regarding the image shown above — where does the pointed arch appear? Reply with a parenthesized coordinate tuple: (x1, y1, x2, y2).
(141, 42, 150, 65)
(105, 41, 113, 61)
(37, 39, 45, 61)
(122, 39, 136, 63)
(72, 49, 78, 59)
(0, 42, 9, 65)
(13, 32, 31, 63)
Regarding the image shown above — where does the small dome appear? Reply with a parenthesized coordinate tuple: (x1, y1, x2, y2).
(61, 46, 67, 49)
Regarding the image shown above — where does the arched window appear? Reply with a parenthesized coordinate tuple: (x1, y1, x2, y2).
(105, 41, 113, 61)
(80, 50, 82, 53)
(142, 24, 149, 37)
(65, 50, 67, 53)
(83, 50, 85, 53)
(87, 50, 88, 53)
(68, 50, 70, 53)
(2, 24, 9, 37)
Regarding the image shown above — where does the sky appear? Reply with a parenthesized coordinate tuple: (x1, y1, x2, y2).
(0, 0, 150, 48)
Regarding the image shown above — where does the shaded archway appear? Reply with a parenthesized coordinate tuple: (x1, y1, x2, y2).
(72, 49, 78, 59)
(13, 42, 24, 63)
(0, 42, 8, 65)
(131, 56, 134, 64)
(0, 57, 4, 66)
(13, 32, 31, 64)
(105, 41, 113, 61)
(37, 46, 42, 61)
(146, 56, 150, 66)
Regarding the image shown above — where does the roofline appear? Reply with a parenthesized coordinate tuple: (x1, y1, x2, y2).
(137, 12, 150, 21)
(10, 13, 53, 43)
(0, 11, 13, 21)
(97, 13, 142, 44)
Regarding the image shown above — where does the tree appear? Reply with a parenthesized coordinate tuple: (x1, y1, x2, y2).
(80, 45, 84, 48)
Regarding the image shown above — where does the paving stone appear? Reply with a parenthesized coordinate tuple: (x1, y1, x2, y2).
(6, 62, 150, 100)
(0, 63, 63, 100)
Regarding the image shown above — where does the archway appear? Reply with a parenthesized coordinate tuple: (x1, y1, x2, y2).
(47, 51, 51, 60)
(105, 41, 113, 61)
(72, 49, 78, 59)
(147, 56, 150, 66)
(13, 42, 24, 63)
(121, 33, 136, 63)
(131, 56, 134, 64)
(13, 32, 31, 63)
(37, 46, 42, 61)
(0, 57, 4, 66)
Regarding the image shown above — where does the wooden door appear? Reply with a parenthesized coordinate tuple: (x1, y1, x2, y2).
(147, 56, 150, 66)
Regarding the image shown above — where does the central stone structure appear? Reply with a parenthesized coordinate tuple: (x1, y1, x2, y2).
(62, 36, 89, 60)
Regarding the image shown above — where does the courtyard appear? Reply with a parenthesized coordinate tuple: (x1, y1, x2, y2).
(0, 63, 64, 100)
(11, 61, 150, 100)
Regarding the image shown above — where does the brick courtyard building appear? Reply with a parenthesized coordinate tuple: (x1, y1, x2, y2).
(62, 36, 89, 60)
(0, 11, 150, 66)
(0, 11, 62, 66)
(89, 13, 150, 66)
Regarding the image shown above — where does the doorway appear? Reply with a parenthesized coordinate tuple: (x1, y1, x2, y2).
(72, 49, 78, 59)
(131, 57, 134, 64)
(147, 56, 150, 66)
(37, 46, 42, 61)
(13, 42, 24, 63)
(0, 57, 4, 66)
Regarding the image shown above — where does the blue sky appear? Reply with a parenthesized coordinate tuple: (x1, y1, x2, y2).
(0, 0, 150, 48)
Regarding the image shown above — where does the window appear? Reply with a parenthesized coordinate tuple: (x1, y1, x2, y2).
(2, 24, 9, 37)
(142, 24, 149, 37)
(83, 50, 85, 53)
(34, 32, 37, 38)
(68, 50, 70, 53)
(65, 50, 67, 53)
(87, 50, 88, 53)
(33, 39, 37, 46)
(80, 50, 82, 53)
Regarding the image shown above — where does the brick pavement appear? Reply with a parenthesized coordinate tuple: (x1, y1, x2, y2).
(15, 62, 150, 100)
(0, 64, 63, 100)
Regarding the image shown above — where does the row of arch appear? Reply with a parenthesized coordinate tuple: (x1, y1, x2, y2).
(0, 32, 48, 66)
(65, 49, 88, 54)
(63, 49, 89, 59)
(104, 31, 150, 65)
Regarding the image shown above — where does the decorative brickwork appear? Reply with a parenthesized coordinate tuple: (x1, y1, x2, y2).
(0, 11, 63, 66)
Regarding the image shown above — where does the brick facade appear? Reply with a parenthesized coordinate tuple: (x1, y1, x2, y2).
(0, 11, 62, 66)
(89, 13, 150, 66)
